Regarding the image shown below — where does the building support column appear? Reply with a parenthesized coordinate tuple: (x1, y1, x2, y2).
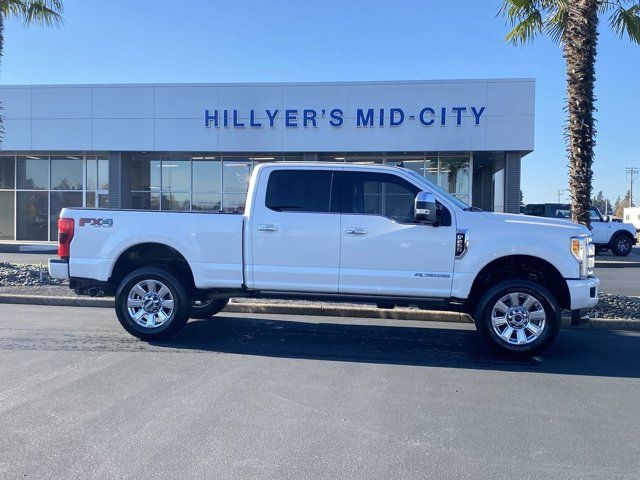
(504, 152, 522, 214)
(108, 152, 131, 209)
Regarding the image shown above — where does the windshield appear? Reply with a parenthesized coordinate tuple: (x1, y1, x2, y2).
(400, 167, 471, 210)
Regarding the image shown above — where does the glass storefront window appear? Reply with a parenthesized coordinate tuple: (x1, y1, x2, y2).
(223, 159, 252, 193)
(438, 156, 471, 204)
(222, 193, 247, 213)
(51, 156, 83, 190)
(17, 156, 49, 190)
(130, 157, 160, 191)
(50, 191, 83, 240)
(161, 192, 190, 211)
(16, 191, 48, 241)
(131, 192, 160, 210)
(193, 160, 222, 193)
(86, 156, 109, 191)
(161, 159, 190, 191)
(0, 191, 14, 240)
(98, 157, 109, 190)
(424, 157, 438, 184)
(0, 156, 15, 189)
(192, 193, 221, 211)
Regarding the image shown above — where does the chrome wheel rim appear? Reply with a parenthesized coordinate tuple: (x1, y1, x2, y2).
(127, 279, 174, 329)
(491, 292, 546, 345)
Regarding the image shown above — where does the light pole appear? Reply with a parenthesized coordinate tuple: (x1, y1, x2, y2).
(626, 167, 638, 207)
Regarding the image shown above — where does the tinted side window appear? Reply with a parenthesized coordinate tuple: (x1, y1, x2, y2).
(590, 208, 602, 221)
(265, 170, 333, 213)
(339, 172, 419, 223)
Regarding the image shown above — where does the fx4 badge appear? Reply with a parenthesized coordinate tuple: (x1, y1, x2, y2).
(79, 218, 113, 228)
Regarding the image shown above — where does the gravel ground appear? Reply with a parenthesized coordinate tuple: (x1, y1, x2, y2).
(1, 263, 639, 320)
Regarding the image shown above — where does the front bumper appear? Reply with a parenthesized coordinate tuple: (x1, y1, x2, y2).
(566, 276, 599, 310)
(48, 259, 69, 280)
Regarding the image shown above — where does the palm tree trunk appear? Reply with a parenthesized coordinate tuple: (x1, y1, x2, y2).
(563, 0, 599, 227)
(0, 13, 4, 143)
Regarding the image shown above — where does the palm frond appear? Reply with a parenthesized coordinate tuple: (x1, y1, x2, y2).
(502, 1, 546, 45)
(609, 4, 640, 43)
(2, 1, 64, 27)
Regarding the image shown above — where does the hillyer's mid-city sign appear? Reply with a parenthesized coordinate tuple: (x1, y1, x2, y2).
(204, 106, 487, 129)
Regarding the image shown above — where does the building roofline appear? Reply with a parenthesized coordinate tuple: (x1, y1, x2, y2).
(0, 78, 536, 89)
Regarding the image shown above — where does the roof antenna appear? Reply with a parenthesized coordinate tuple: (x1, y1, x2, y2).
(397, 161, 405, 168)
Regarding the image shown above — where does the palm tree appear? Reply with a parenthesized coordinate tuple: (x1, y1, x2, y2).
(0, 1, 63, 141)
(500, 0, 640, 227)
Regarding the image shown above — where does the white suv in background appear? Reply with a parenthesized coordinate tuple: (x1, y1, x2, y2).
(524, 204, 638, 256)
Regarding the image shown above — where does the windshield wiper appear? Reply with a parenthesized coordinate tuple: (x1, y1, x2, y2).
(463, 206, 483, 212)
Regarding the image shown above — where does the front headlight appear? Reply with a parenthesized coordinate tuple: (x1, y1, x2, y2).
(571, 236, 594, 278)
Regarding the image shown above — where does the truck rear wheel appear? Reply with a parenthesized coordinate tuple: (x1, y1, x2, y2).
(474, 279, 560, 356)
(115, 267, 190, 341)
(190, 297, 229, 319)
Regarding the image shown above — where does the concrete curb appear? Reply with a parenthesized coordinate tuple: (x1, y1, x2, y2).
(0, 293, 638, 331)
(595, 261, 640, 269)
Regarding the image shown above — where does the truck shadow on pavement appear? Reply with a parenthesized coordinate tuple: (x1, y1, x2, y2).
(154, 315, 640, 378)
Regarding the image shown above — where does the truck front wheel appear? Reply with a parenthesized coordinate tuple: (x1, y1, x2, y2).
(115, 267, 190, 341)
(474, 280, 560, 356)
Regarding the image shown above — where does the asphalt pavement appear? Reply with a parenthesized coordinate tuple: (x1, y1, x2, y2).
(0, 304, 638, 479)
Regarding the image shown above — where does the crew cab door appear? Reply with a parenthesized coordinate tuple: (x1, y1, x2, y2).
(247, 167, 341, 292)
(336, 171, 455, 298)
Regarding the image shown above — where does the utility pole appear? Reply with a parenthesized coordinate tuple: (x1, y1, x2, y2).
(556, 189, 564, 204)
(627, 167, 639, 207)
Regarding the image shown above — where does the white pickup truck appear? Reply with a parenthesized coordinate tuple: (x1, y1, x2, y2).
(49, 163, 599, 355)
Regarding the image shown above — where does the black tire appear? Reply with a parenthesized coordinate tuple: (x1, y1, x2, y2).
(610, 233, 633, 256)
(190, 297, 229, 319)
(474, 279, 561, 356)
(115, 267, 190, 341)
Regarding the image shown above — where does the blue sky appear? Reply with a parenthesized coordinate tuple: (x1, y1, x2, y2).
(2, 0, 639, 204)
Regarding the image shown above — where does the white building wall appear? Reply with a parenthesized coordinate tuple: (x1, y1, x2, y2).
(0, 79, 535, 153)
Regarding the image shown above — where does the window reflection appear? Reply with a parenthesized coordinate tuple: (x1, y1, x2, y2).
(17, 156, 48, 190)
(0, 191, 14, 240)
(223, 159, 251, 193)
(192, 193, 221, 211)
(161, 159, 190, 191)
(438, 157, 470, 204)
(193, 160, 221, 193)
(0, 157, 15, 189)
(16, 191, 48, 241)
(51, 156, 83, 190)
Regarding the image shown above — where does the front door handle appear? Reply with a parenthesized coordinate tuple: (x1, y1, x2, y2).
(346, 227, 367, 236)
(258, 224, 278, 232)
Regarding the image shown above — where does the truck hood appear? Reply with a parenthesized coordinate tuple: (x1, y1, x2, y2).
(480, 212, 591, 236)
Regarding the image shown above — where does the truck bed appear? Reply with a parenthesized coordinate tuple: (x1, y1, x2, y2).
(60, 208, 245, 289)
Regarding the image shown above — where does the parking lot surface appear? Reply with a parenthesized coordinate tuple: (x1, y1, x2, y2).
(0, 304, 638, 479)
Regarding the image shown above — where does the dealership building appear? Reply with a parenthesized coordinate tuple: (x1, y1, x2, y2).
(0, 79, 534, 242)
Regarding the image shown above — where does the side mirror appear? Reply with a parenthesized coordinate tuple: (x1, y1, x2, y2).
(414, 191, 438, 224)
(604, 215, 611, 223)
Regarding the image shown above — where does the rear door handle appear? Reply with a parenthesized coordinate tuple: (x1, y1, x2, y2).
(257, 224, 278, 232)
(346, 227, 367, 236)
